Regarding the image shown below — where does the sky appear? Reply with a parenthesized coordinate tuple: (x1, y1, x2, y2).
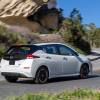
(57, 0, 100, 28)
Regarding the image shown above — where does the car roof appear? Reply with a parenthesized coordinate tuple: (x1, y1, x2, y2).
(11, 43, 64, 47)
(11, 43, 74, 49)
(34, 43, 65, 46)
(13, 43, 72, 48)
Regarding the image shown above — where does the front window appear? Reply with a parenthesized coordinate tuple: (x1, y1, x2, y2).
(58, 45, 78, 56)
(44, 45, 58, 54)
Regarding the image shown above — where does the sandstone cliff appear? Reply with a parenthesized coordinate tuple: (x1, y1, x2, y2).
(0, 0, 59, 34)
(0, 0, 49, 17)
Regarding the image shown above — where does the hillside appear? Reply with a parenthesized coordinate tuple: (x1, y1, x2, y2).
(0, 0, 64, 58)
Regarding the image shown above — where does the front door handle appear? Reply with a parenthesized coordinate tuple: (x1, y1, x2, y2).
(46, 56, 51, 59)
(63, 57, 68, 61)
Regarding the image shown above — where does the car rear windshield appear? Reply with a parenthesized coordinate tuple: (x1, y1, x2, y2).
(6, 45, 42, 55)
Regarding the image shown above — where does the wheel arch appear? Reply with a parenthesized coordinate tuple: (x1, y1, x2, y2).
(35, 65, 49, 77)
(80, 63, 90, 71)
(79, 63, 91, 79)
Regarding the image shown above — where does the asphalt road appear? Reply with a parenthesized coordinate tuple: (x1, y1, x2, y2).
(0, 49, 100, 98)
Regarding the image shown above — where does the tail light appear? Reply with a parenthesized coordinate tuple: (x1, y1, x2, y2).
(26, 54, 40, 59)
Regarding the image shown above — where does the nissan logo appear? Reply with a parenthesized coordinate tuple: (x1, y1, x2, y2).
(10, 56, 13, 60)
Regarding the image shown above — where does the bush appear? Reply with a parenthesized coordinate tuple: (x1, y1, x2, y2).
(58, 9, 92, 54)
(4, 89, 100, 100)
(62, 32, 91, 55)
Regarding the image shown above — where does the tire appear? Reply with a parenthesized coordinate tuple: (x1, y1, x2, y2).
(5, 76, 18, 83)
(34, 67, 49, 84)
(80, 64, 90, 79)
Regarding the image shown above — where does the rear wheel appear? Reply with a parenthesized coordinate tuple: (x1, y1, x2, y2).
(5, 76, 18, 83)
(34, 67, 49, 84)
(80, 64, 89, 79)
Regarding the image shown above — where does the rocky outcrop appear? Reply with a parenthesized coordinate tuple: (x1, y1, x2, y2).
(40, 34, 64, 42)
(0, 0, 49, 18)
(0, 0, 59, 34)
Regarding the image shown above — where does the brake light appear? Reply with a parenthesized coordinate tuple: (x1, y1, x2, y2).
(26, 54, 40, 59)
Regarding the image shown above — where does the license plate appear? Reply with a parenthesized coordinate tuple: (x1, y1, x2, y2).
(9, 60, 15, 65)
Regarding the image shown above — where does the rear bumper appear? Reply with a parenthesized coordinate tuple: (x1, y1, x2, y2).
(0, 67, 33, 78)
(0, 59, 35, 78)
(1, 72, 28, 78)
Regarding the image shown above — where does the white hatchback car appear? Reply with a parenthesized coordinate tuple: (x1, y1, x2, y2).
(0, 43, 92, 84)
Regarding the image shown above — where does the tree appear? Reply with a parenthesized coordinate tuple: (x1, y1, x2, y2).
(59, 8, 91, 54)
(81, 22, 100, 48)
(70, 8, 82, 24)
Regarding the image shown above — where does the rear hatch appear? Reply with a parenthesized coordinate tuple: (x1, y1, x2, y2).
(2, 45, 41, 66)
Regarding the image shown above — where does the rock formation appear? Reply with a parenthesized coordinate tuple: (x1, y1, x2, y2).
(0, 0, 49, 17)
(0, 0, 59, 34)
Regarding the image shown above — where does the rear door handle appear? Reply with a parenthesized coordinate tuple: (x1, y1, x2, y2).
(63, 57, 68, 61)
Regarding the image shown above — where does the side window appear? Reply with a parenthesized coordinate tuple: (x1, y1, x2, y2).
(58, 45, 73, 56)
(45, 45, 58, 55)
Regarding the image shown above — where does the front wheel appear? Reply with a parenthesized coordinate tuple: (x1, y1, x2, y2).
(34, 67, 49, 84)
(5, 76, 18, 83)
(80, 64, 90, 79)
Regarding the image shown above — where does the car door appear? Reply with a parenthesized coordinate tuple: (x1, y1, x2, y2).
(43, 45, 63, 76)
(58, 45, 79, 75)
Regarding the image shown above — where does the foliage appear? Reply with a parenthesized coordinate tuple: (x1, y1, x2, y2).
(59, 8, 100, 51)
(84, 23, 100, 48)
(93, 28, 100, 47)
(4, 89, 100, 100)
(59, 8, 91, 54)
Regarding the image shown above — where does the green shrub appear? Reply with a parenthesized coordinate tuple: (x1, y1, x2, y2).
(4, 89, 100, 100)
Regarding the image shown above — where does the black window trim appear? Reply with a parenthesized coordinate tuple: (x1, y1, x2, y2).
(41, 44, 59, 55)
